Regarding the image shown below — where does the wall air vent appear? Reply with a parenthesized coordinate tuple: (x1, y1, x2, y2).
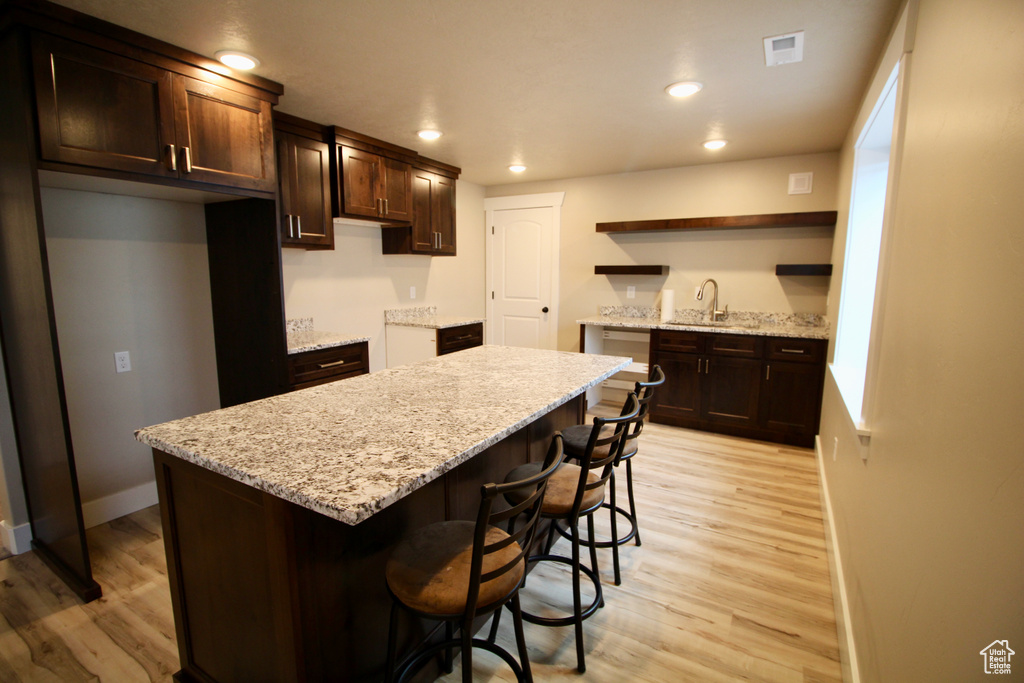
(764, 31, 804, 66)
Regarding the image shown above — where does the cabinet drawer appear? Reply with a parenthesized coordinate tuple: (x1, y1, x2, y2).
(655, 330, 703, 354)
(766, 337, 825, 364)
(288, 343, 368, 389)
(707, 333, 763, 358)
(437, 323, 483, 356)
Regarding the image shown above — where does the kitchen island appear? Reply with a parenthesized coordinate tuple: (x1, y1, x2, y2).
(136, 345, 629, 683)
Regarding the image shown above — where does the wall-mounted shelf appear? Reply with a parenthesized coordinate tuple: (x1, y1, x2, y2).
(775, 264, 833, 276)
(594, 265, 669, 275)
(596, 210, 838, 233)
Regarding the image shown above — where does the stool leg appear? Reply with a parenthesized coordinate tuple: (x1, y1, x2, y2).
(385, 601, 399, 683)
(444, 622, 454, 673)
(460, 617, 473, 683)
(487, 604, 503, 643)
(586, 512, 605, 607)
(571, 520, 586, 673)
(510, 593, 533, 683)
(609, 473, 621, 585)
(626, 459, 641, 546)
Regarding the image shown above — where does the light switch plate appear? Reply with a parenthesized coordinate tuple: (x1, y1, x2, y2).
(410, 286, 416, 299)
(626, 286, 635, 299)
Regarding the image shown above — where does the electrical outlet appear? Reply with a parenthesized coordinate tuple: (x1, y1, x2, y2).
(626, 285, 635, 299)
(410, 286, 416, 299)
(114, 351, 131, 373)
(832, 436, 839, 461)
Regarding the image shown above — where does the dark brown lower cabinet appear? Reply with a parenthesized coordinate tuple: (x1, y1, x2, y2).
(436, 322, 483, 356)
(288, 342, 369, 391)
(650, 329, 826, 447)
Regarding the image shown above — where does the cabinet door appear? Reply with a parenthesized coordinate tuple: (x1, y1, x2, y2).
(380, 157, 413, 221)
(650, 351, 703, 422)
(339, 146, 382, 218)
(172, 75, 275, 193)
(760, 360, 824, 435)
(702, 357, 762, 426)
(408, 169, 437, 253)
(433, 174, 456, 255)
(32, 33, 178, 177)
(278, 132, 333, 249)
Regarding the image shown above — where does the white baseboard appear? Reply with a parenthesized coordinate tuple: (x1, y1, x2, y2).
(0, 518, 33, 555)
(815, 436, 861, 683)
(81, 480, 158, 529)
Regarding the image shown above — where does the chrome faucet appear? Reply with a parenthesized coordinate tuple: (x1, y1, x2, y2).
(696, 278, 727, 322)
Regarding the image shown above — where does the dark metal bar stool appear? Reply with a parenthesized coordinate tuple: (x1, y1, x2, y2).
(559, 365, 665, 585)
(497, 393, 639, 673)
(384, 436, 565, 683)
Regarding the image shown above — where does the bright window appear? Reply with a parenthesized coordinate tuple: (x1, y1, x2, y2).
(832, 62, 900, 435)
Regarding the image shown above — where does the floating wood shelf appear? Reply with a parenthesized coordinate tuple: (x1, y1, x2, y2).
(775, 264, 833, 276)
(596, 210, 838, 233)
(594, 265, 669, 275)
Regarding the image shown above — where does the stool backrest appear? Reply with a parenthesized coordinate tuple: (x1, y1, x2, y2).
(572, 392, 640, 518)
(620, 364, 665, 458)
(466, 435, 565, 617)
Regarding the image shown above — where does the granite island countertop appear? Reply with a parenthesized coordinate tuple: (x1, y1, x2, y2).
(578, 306, 829, 340)
(135, 345, 629, 526)
(385, 305, 485, 330)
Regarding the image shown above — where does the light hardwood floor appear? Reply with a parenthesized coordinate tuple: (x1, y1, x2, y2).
(0, 408, 841, 682)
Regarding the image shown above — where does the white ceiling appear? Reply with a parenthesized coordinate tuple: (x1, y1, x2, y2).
(50, 0, 901, 187)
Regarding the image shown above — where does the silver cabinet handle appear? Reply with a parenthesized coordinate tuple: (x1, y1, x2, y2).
(286, 215, 294, 238)
(696, 358, 701, 374)
(296, 215, 302, 239)
(384, 198, 389, 215)
(318, 359, 345, 369)
(166, 144, 177, 171)
(180, 146, 192, 174)
(780, 348, 805, 354)
(766, 364, 771, 381)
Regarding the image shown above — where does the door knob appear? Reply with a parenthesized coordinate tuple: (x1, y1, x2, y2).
(542, 307, 549, 313)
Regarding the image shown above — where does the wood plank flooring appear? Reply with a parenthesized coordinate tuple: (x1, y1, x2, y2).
(0, 407, 841, 682)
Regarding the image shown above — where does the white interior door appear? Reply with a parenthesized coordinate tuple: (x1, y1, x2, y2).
(486, 194, 563, 350)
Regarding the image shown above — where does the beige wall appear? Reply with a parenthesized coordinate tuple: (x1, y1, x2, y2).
(41, 188, 221, 522)
(486, 153, 839, 352)
(281, 180, 486, 371)
(819, 0, 1024, 680)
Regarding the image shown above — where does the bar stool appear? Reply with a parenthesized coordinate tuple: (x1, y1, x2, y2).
(498, 393, 639, 673)
(559, 365, 664, 585)
(384, 436, 565, 683)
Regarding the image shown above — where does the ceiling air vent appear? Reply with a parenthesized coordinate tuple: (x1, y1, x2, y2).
(763, 31, 804, 66)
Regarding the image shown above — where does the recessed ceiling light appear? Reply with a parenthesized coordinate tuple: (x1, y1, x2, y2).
(703, 139, 728, 150)
(215, 50, 260, 70)
(417, 129, 442, 140)
(509, 165, 526, 173)
(665, 81, 703, 98)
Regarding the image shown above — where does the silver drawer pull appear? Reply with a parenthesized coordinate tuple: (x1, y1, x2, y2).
(780, 348, 806, 354)
(318, 359, 346, 369)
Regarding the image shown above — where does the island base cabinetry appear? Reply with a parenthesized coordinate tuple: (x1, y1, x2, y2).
(153, 397, 582, 683)
(649, 329, 825, 447)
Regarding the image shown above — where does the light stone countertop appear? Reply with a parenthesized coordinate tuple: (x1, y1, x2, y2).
(578, 306, 829, 340)
(135, 345, 630, 526)
(287, 330, 371, 355)
(384, 305, 485, 329)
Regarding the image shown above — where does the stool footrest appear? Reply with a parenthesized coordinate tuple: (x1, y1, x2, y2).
(553, 505, 638, 548)
(520, 554, 603, 626)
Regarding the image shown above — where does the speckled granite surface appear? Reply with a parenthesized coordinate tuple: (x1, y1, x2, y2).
(385, 306, 485, 330)
(579, 306, 829, 339)
(287, 330, 371, 354)
(136, 345, 630, 526)
(285, 318, 369, 354)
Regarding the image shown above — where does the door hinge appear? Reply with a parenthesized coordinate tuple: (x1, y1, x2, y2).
(491, 226, 495, 234)
(491, 291, 495, 299)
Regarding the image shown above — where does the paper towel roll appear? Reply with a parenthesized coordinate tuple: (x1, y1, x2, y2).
(660, 289, 674, 322)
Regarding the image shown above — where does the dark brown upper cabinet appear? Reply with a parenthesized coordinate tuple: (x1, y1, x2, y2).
(337, 145, 412, 222)
(275, 115, 333, 249)
(32, 32, 276, 196)
(383, 167, 456, 256)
